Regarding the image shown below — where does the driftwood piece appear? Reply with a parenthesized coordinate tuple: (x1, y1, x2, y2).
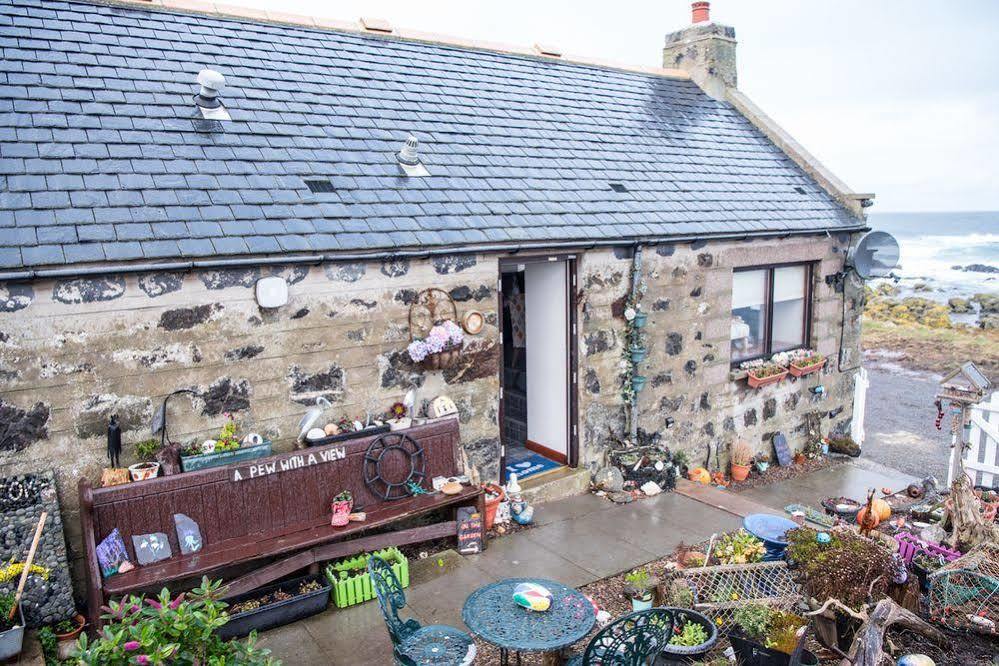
(806, 598, 948, 666)
(943, 474, 999, 551)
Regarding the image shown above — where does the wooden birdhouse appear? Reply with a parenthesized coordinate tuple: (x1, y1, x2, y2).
(937, 361, 992, 406)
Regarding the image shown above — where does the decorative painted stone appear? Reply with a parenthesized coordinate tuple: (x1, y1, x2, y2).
(513, 582, 552, 612)
(897, 655, 935, 666)
(132, 532, 172, 565)
(816, 532, 832, 544)
(201, 439, 216, 454)
(174, 513, 203, 555)
(306, 427, 327, 441)
(96, 528, 130, 578)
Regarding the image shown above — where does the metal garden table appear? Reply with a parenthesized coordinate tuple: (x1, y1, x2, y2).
(462, 577, 596, 666)
(743, 513, 799, 561)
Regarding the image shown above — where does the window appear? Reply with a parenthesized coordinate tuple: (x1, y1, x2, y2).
(730, 264, 812, 363)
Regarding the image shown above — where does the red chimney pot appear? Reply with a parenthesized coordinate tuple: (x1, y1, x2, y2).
(691, 1, 710, 23)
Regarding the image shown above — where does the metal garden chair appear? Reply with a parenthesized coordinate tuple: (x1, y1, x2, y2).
(368, 555, 477, 666)
(565, 607, 676, 665)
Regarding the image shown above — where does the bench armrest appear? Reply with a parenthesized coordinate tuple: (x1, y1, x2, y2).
(78, 477, 106, 629)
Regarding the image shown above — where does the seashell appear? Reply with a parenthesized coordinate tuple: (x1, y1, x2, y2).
(306, 428, 327, 441)
(513, 582, 552, 611)
(201, 439, 217, 454)
(896, 655, 935, 666)
(242, 433, 263, 446)
(324, 423, 340, 436)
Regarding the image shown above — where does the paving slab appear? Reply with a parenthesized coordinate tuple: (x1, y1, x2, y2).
(404, 556, 499, 630)
(299, 595, 411, 666)
(466, 529, 595, 587)
(522, 514, 660, 578)
(256, 621, 333, 664)
(738, 460, 919, 512)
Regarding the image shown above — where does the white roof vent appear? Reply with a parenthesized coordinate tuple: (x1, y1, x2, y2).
(194, 69, 230, 121)
(397, 135, 429, 177)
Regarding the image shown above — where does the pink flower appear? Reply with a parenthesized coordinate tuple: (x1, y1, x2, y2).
(169, 593, 185, 610)
(145, 599, 162, 610)
(135, 655, 150, 665)
(124, 641, 140, 651)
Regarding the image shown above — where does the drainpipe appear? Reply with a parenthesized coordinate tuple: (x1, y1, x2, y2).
(628, 245, 644, 443)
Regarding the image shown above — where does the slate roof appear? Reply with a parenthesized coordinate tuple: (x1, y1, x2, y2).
(0, 0, 863, 271)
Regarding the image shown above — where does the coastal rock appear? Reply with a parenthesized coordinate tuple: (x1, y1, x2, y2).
(980, 314, 999, 330)
(948, 297, 974, 313)
(952, 263, 999, 274)
(972, 292, 999, 314)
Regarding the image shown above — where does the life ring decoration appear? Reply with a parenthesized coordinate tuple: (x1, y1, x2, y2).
(363, 432, 427, 501)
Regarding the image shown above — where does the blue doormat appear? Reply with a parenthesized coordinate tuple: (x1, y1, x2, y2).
(505, 448, 562, 481)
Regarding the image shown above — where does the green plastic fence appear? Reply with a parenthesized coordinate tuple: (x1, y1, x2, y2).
(324, 546, 410, 609)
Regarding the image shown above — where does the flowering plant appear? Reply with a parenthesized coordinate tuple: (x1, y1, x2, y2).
(739, 358, 785, 378)
(407, 320, 464, 362)
(72, 577, 276, 665)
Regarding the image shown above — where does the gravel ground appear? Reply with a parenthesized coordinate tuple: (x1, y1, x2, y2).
(862, 361, 950, 482)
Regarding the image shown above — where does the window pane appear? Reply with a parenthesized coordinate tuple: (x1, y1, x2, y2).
(731, 269, 766, 361)
(772, 265, 807, 351)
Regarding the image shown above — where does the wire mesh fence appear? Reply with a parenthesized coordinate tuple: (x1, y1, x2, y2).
(665, 561, 800, 631)
(928, 543, 999, 635)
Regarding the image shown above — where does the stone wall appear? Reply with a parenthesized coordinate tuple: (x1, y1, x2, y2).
(0, 255, 502, 590)
(576, 233, 864, 470)
(0, 233, 864, 598)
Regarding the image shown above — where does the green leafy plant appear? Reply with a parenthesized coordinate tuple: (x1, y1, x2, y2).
(732, 604, 770, 641)
(134, 438, 162, 461)
(71, 577, 277, 665)
(214, 413, 241, 452)
(784, 527, 894, 609)
(765, 611, 806, 654)
(672, 450, 690, 469)
(0, 592, 16, 631)
(669, 620, 708, 646)
(714, 529, 765, 564)
(623, 568, 656, 600)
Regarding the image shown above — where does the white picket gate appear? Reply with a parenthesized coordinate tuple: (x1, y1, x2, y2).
(961, 391, 999, 487)
(851, 368, 869, 446)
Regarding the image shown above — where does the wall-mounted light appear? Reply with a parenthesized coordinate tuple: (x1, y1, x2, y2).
(255, 276, 288, 309)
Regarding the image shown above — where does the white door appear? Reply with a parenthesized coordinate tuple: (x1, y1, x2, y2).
(524, 261, 568, 460)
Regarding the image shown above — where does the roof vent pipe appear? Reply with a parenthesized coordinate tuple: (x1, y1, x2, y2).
(397, 135, 429, 177)
(194, 69, 230, 120)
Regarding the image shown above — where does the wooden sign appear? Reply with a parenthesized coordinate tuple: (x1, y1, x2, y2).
(773, 432, 792, 467)
(231, 446, 346, 482)
(456, 506, 483, 555)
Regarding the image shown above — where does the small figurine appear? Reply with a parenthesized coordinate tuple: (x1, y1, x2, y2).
(107, 415, 122, 468)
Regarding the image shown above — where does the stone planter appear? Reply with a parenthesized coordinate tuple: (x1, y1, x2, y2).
(746, 369, 788, 389)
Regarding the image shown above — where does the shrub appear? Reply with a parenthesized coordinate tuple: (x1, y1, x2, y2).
(134, 438, 162, 461)
(731, 604, 770, 641)
(785, 527, 894, 609)
(730, 440, 752, 467)
(714, 530, 765, 565)
(71, 578, 278, 665)
(0, 592, 16, 631)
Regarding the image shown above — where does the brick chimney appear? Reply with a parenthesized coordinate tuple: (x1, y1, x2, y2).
(663, 2, 737, 100)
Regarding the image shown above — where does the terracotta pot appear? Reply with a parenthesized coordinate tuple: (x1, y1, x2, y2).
(54, 614, 85, 643)
(730, 463, 751, 482)
(789, 358, 826, 377)
(746, 369, 788, 389)
(482, 483, 505, 530)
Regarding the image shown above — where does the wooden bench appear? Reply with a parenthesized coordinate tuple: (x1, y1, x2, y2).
(78, 418, 484, 628)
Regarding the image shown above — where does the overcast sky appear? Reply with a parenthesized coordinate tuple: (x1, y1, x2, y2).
(233, 0, 999, 213)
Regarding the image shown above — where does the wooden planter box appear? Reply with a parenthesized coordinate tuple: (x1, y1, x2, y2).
(325, 546, 409, 609)
(180, 440, 272, 472)
(747, 369, 788, 389)
(789, 358, 825, 377)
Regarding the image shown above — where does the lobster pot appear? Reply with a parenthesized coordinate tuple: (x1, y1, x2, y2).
(668, 561, 800, 631)
(927, 543, 999, 636)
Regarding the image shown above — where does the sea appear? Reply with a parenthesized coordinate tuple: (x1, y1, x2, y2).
(868, 211, 999, 305)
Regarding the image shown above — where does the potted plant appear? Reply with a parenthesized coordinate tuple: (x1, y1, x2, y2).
(53, 613, 86, 659)
(911, 552, 946, 592)
(128, 437, 163, 481)
(729, 604, 819, 666)
(330, 490, 353, 527)
(179, 414, 272, 472)
(326, 547, 410, 608)
(631, 374, 648, 394)
(662, 608, 718, 663)
(740, 359, 788, 389)
(386, 402, 412, 431)
(623, 568, 658, 611)
(730, 439, 752, 482)
(714, 529, 765, 565)
(629, 330, 648, 364)
(787, 349, 826, 377)
(672, 450, 690, 477)
(407, 320, 464, 370)
(0, 593, 24, 661)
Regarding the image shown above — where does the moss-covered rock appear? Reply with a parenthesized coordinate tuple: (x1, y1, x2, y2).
(948, 297, 974, 313)
(972, 292, 999, 314)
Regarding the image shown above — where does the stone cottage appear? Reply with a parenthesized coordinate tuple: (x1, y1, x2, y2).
(1, 0, 872, 584)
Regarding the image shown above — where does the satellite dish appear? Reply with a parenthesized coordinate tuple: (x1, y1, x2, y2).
(847, 231, 900, 279)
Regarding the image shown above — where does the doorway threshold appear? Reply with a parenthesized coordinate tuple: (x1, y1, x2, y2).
(519, 466, 590, 505)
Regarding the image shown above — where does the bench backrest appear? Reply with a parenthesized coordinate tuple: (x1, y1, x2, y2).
(85, 418, 461, 563)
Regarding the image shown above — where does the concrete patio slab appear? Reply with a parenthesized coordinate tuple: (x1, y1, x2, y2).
(521, 515, 660, 579)
(466, 530, 595, 588)
(739, 460, 919, 511)
(257, 621, 334, 664)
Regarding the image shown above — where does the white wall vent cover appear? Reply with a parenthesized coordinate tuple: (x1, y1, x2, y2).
(255, 276, 288, 308)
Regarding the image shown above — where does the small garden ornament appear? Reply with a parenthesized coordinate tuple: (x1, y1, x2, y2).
(330, 491, 353, 527)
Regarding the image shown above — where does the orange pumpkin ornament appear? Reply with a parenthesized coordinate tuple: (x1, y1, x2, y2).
(688, 467, 711, 485)
(871, 498, 892, 521)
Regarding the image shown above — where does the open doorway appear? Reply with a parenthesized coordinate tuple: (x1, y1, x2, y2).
(499, 256, 577, 483)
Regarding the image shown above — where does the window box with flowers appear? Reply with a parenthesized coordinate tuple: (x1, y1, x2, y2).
(786, 349, 826, 377)
(739, 358, 788, 389)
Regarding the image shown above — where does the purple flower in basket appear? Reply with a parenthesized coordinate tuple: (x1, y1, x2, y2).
(407, 340, 429, 362)
(407, 321, 464, 362)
